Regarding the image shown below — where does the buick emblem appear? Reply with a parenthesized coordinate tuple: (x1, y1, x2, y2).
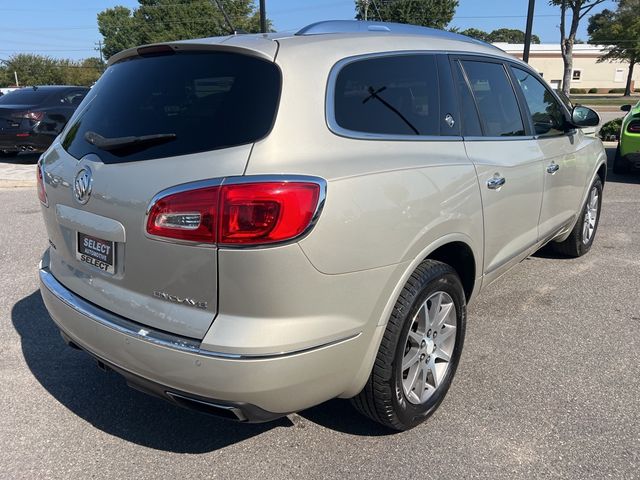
(73, 168, 92, 204)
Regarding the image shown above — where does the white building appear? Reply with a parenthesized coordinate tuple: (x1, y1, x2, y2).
(494, 43, 639, 92)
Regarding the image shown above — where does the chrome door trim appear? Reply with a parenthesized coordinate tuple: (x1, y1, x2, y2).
(546, 163, 560, 174)
(486, 176, 506, 190)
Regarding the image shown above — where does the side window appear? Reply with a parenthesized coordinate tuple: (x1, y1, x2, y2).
(510, 66, 566, 137)
(61, 90, 87, 106)
(453, 61, 482, 136)
(461, 60, 525, 137)
(333, 54, 440, 136)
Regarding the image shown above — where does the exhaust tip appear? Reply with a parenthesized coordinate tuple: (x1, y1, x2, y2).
(165, 391, 247, 421)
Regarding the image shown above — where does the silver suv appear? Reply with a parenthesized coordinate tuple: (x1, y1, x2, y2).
(38, 21, 606, 430)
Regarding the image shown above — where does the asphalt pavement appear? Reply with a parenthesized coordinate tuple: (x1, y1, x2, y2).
(0, 147, 638, 479)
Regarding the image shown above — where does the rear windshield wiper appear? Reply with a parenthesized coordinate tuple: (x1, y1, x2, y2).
(84, 131, 177, 151)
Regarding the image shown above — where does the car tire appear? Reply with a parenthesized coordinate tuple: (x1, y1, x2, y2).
(552, 176, 603, 257)
(0, 150, 19, 158)
(351, 259, 466, 431)
(612, 146, 629, 174)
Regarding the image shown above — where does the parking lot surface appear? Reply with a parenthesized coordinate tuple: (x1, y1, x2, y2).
(0, 148, 638, 480)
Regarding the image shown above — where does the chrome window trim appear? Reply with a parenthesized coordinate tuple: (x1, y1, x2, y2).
(463, 135, 537, 142)
(40, 266, 360, 360)
(326, 50, 461, 142)
(143, 174, 327, 249)
(325, 49, 538, 142)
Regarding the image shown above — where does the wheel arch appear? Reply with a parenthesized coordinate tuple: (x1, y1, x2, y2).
(597, 161, 607, 185)
(341, 234, 481, 399)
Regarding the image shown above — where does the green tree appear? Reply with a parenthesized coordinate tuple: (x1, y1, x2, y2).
(97, 0, 269, 60)
(487, 28, 541, 44)
(97, 6, 142, 60)
(588, 0, 640, 96)
(459, 28, 490, 42)
(0, 54, 102, 88)
(459, 28, 541, 45)
(550, 0, 606, 95)
(355, 0, 459, 29)
(0, 54, 65, 86)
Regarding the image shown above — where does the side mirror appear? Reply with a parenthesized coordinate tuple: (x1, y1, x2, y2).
(570, 105, 600, 128)
(621, 104, 632, 112)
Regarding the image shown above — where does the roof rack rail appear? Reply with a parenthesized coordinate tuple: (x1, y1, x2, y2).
(295, 20, 497, 49)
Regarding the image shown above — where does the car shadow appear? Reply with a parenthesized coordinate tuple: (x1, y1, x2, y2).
(604, 145, 640, 185)
(11, 291, 293, 453)
(0, 152, 40, 164)
(297, 399, 395, 436)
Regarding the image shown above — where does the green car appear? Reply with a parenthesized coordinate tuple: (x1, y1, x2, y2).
(614, 101, 640, 174)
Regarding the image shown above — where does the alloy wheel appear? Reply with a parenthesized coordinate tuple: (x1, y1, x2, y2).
(401, 291, 457, 405)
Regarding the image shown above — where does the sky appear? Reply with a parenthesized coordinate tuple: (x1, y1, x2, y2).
(0, 0, 619, 61)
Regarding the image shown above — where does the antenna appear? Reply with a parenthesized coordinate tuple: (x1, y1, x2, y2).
(212, 0, 236, 34)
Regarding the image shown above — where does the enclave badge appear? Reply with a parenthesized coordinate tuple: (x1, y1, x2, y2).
(153, 290, 208, 310)
(74, 168, 92, 204)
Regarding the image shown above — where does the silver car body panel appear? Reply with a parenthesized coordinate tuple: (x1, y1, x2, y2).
(39, 26, 607, 414)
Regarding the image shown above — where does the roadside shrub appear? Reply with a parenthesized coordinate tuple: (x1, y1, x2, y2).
(598, 118, 623, 141)
(570, 88, 587, 94)
(588, 88, 598, 94)
(608, 88, 626, 94)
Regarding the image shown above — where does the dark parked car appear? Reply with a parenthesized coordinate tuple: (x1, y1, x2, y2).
(0, 86, 88, 157)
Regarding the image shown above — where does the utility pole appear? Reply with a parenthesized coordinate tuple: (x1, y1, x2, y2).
(523, 0, 535, 63)
(363, 0, 370, 21)
(259, 0, 267, 33)
(95, 40, 105, 65)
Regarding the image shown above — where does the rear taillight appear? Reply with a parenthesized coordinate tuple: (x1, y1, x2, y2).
(628, 121, 640, 134)
(146, 180, 322, 246)
(37, 163, 48, 207)
(12, 111, 44, 121)
(146, 186, 218, 243)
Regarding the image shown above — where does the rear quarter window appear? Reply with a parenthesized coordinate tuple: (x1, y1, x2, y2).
(332, 54, 440, 137)
(62, 51, 281, 163)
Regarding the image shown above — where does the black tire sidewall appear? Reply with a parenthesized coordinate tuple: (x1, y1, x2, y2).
(577, 177, 603, 254)
(390, 271, 466, 428)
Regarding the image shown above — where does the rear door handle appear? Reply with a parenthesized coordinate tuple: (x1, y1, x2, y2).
(487, 176, 506, 190)
(547, 163, 560, 174)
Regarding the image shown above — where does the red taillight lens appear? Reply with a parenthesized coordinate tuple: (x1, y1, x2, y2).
(146, 181, 322, 246)
(628, 121, 640, 134)
(37, 164, 48, 206)
(219, 182, 320, 245)
(146, 186, 219, 243)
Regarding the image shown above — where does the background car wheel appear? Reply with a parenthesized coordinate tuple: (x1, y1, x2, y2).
(0, 150, 19, 158)
(351, 260, 466, 431)
(552, 176, 603, 257)
(612, 146, 629, 174)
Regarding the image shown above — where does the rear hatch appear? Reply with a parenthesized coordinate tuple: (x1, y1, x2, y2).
(39, 46, 281, 339)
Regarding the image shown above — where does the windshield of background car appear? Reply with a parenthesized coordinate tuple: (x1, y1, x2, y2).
(61, 50, 281, 164)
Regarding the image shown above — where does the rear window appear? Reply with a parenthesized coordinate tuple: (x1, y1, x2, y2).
(62, 51, 281, 163)
(333, 54, 440, 137)
(0, 89, 53, 105)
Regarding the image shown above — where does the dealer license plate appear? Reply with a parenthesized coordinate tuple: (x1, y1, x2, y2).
(76, 232, 115, 274)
